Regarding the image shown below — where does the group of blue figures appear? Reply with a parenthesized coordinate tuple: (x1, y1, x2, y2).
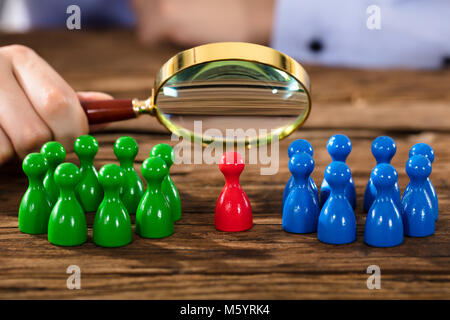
(282, 134, 438, 248)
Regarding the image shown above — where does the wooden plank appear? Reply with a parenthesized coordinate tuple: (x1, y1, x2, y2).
(0, 130, 449, 299)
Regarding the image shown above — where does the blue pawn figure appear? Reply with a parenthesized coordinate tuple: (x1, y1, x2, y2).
(320, 134, 356, 209)
(364, 164, 403, 247)
(364, 136, 401, 212)
(282, 153, 320, 233)
(401, 155, 435, 237)
(409, 143, 438, 221)
(282, 139, 318, 209)
(318, 162, 356, 244)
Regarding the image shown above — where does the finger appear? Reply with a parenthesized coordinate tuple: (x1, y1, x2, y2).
(77, 91, 113, 133)
(0, 55, 52, 158)
(1, 45, 88, 151)
(0, 125, 15, 165)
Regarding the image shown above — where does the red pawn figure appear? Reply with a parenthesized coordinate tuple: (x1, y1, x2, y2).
(215, 152, 253, 232)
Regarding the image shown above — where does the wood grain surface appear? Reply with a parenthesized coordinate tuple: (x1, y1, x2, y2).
(0, 31, 449, 299)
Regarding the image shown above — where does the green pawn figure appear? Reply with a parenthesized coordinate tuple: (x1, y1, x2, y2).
(41, 141, 66, 206)
(18, 153, 52, 234)
(150, 144, 181, 221)
(74, 135, 103, 212)
(136, 157, 174, 238)
(93, 164, 132, 247)
(48, 163, 87, 246)
(114, 136, 144, 215)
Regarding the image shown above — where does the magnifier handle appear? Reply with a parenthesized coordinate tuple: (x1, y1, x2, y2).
(80, 99, 137, 124)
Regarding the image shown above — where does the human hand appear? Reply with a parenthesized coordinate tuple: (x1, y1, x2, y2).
(131, 0, 275, 47)
(0, 45, 110, 165)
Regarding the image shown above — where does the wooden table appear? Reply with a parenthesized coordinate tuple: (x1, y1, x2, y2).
(0, 31, 449, 299)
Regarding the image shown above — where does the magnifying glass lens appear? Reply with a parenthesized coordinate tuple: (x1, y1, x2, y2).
(156, 60, 309, 141)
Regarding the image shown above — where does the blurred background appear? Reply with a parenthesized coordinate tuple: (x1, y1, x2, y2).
(1, 0, 449, 69)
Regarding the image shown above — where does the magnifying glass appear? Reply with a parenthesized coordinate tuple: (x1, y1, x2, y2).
(80, 42, 311, 146)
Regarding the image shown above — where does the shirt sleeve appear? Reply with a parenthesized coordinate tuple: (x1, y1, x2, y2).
(271, 0, 450, 69)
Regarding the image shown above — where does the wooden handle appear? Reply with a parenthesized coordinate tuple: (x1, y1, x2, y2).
(80, 99, 136, 124)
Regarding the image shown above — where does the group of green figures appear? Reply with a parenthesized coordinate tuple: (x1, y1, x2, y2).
(18, 135, 181, 248)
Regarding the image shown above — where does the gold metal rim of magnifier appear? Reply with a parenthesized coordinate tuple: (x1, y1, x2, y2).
(133, 42, 312, 147)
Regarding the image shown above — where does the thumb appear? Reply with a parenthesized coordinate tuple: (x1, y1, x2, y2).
(77, 91, 113, 101)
